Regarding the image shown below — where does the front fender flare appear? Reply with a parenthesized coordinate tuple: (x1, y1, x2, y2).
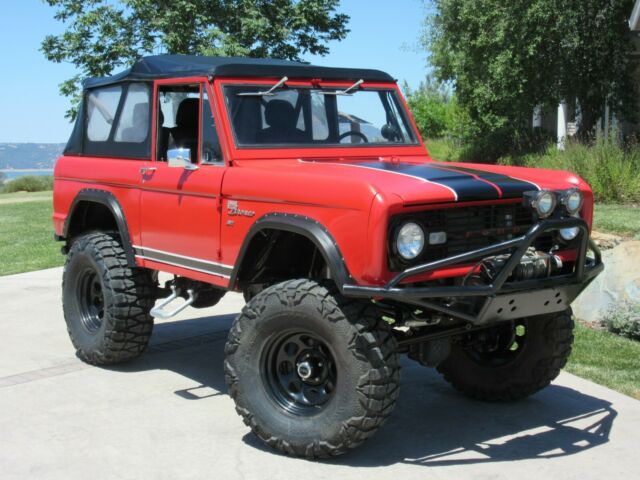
(229, 213, 353, 291)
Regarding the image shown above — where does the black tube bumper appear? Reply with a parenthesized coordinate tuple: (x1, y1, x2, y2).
(342, 217, 604, 325)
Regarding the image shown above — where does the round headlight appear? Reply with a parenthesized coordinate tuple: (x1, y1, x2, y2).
(533, 191, 557, 218)
(559, 226, 580, 241)
(562, 189, 583, 214)
(396, 222, 425, 260)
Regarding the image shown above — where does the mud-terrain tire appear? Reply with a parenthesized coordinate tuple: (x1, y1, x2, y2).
(224, 279, 400, 458)
(437, 309, 574, 402)
(62, 232, 157, 365)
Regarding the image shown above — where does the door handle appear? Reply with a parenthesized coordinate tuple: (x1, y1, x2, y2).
(140, 167, 157, 175)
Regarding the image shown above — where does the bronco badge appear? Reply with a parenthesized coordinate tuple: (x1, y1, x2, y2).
(227, 200, 255, 217)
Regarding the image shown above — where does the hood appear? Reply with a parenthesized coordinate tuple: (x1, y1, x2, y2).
(298, 157, 589, 204)
(340, 161, 544, 203)
(230, 157, 585, 208)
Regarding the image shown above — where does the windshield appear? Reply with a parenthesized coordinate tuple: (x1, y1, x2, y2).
(223, 85, 418, 147)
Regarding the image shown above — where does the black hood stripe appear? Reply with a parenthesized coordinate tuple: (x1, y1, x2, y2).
(356, 162, 508, 202)
(336, 161, 459, 200)
(437, 164, 540, 198)
(345, 161, 540, 202)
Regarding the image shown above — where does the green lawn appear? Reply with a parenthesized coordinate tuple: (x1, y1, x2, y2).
(566, 323, 640, 400)
(0, 196, 63, 275)
(593, 203, 640, 239)
(0, 190, 52, 204)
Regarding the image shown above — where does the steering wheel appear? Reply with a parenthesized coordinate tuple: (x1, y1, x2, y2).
(338, 130, 369, 143)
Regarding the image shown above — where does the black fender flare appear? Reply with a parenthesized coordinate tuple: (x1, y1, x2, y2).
(229, 213, 353, 290)
(62, 189, 136, 266)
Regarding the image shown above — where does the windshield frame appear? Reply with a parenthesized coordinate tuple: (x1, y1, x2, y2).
(216, 78, 424, 155)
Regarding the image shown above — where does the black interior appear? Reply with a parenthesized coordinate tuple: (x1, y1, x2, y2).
(168, 98, 199, 162)
(256, 100, 307, 144)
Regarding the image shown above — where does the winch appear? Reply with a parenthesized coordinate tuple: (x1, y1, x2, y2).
(481, 247, 563, 282)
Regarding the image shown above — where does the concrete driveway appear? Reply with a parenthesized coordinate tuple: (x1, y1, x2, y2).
(1, 268, 638, 480)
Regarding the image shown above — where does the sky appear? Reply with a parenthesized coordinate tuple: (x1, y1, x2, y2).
(0, 0, 429, 143)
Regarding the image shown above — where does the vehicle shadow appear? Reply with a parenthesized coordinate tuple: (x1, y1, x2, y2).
(107, 313, 617, 467)
(328, 366, 617, 467)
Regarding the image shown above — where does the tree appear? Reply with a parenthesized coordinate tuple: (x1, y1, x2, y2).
(403, 77, 464, 139)
(425, 0, 636, 157)
(559, 0, 636, 138)
(42, 0, 349, 119)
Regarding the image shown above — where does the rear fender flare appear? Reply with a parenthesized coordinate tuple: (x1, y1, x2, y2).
(63, 189, 136, 267)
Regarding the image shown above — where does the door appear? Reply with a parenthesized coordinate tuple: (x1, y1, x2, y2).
(137, 81, 230, 284)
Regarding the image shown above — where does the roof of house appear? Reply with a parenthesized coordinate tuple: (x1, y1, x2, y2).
(83, 55, 395, 89)
(630, 0, 640, 31)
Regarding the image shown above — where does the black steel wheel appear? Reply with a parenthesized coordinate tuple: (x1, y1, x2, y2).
(437, 309, 574, 402)
(263, 331, 337, 415)
(77, 268, 105, 334)
(225, 279, 400, 459)
(63, 232, 157, 365)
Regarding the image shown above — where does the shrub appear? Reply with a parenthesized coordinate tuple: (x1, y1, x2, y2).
(499, 139, 640, 203)
(424, 138, 463, 162)
(601, 302, 640, 342)
(404, 79, 464, 140)
(1, 175, 53, 193)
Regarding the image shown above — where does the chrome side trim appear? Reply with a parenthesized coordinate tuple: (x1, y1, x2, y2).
(132, 245, 233, 269)
(133, 245, 233, 279)
(135, 254, 231, 279)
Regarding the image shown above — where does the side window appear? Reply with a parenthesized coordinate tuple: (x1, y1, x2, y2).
(156, 84, 200, 162)
(114, 84, 150, 143)
(86, 85, 122, 141)
(201, 89, 223, 164)
(84, 82, 151, 158)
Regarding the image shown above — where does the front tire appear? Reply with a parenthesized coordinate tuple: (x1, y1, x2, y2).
(62, 232, 157, 365)
(224, 279, 400, 458)
(437, 309, 574, 402)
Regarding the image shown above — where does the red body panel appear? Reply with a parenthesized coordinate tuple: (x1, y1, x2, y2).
(53, 76, 594, 290)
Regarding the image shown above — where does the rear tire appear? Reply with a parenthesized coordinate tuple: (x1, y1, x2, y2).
(62, 232, 157, 365)
(437, 309, 574, 402)
(224, 279, 400, 458)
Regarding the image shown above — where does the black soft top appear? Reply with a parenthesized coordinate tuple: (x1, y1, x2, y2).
(83, 54, 395, 89)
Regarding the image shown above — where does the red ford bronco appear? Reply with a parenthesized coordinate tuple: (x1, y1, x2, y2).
(53, 55, 603, 458)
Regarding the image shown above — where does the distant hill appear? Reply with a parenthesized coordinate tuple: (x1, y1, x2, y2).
(0, 143, 65, 170)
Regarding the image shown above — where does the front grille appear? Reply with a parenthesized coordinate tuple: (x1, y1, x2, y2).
(389, 203, 554, 270)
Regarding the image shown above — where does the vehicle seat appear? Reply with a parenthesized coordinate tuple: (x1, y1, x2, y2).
(257, 100, 306, 143)
(157, 109, 171, 160)
(169, 98, 199, 162)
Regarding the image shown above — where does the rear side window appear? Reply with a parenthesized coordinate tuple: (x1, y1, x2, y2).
(114, 84, 150, 143)
(86, 86, 122, 141)
(83, 82, 151, 159)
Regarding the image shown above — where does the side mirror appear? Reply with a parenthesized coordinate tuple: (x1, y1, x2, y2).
(381, 124, 400, 142)
(167, 148, 198, 170)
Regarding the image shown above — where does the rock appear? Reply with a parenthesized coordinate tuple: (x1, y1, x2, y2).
(572, 240, 640, 324)
(591, 230, 624, 250)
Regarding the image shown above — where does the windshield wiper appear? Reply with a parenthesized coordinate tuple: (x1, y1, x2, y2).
(320, 79, 364, 96)
(237, 76, 288, 96)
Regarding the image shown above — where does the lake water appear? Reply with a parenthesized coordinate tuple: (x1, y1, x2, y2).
(1, 170, 54, 180)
